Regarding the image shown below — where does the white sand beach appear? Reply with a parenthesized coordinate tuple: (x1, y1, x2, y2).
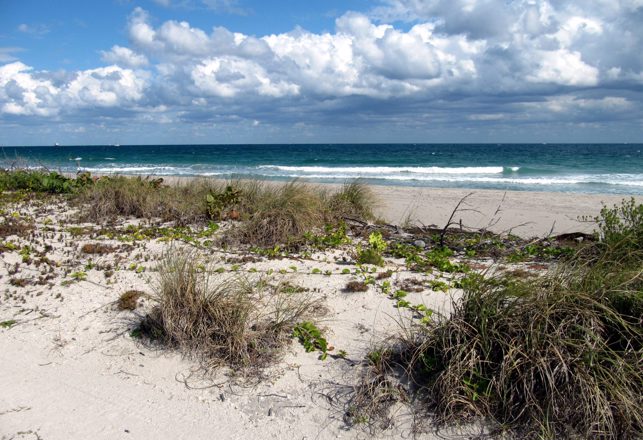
(0, 183, 638, 440)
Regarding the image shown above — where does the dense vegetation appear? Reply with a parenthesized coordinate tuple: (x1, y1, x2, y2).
(0, 169, 374, 248)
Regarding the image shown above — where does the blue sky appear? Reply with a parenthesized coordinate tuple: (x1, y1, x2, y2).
(0, 0, 642, 145)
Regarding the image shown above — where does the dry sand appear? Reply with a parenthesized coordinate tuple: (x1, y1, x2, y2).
(374, 185, 635, 238)
(0, 184, 638, 440)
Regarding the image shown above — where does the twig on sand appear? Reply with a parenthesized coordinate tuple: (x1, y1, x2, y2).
(175, 370, 226, 390)
(438, 192, 478, 247)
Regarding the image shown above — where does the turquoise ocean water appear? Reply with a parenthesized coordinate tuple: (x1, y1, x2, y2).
(1, 144, 641, 195)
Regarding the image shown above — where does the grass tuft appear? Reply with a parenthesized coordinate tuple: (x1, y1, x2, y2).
(233, 180, 326, 248)
(137, 248, 322, 375)
(329, 180, 375, 221)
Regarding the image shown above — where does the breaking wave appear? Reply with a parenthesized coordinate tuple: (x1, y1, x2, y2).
(257, 165, 517, 174)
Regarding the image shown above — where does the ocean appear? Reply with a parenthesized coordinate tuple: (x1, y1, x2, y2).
(1, 144, 641, 195)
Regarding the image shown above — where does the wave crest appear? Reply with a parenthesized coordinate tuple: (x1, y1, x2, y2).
(257, 165, 513, 174)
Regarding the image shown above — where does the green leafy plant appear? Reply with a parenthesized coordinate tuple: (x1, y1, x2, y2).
(293, 321, 329, 360)
(70, 271, 87, 281)
(392, 289, 408, 300)
(304, 222, 351, 249)
(19, 245, 31, 263)
(0, 319, 17, 328)
(428, 279, 449, 292)
(205, 185, 242, 220)
(357, 231, 387, 266)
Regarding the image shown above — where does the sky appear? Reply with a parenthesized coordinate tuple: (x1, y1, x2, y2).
(0, 0, 642, 145)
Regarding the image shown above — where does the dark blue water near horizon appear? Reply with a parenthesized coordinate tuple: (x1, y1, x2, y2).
(1, 143, 641, 195)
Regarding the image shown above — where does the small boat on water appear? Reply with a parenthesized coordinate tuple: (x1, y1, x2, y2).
(54, 142, 60, 147)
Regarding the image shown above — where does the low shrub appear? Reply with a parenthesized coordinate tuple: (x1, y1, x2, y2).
(0, 169, 93, 194)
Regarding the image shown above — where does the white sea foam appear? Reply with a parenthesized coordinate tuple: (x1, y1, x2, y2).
(84, 166, 179, 173)
(257, 165, 508, 174)
(69, 164, 643, 190)
(265, 173, 643, 187)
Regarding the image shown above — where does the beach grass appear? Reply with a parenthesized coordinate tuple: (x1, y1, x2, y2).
(136, 248, 323, 376)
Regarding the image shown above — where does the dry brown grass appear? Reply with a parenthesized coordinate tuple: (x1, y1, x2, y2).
(344, 280, 369, 292)
(80, 242, 116, 255)
(137, 248, 323, 375)
(117, 290, 145, 310)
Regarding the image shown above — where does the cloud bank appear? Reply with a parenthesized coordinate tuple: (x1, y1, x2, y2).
(1, 0, 642, 143)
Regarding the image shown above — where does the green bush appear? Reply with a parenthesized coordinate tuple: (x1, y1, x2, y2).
(593, 197, 642, 263)
(0, 169, 91, 194)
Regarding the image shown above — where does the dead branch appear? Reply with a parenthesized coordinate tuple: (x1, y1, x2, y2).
(439, 192, 474, 248)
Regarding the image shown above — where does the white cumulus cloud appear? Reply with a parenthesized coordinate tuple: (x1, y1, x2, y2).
(101, 46, 149, 68)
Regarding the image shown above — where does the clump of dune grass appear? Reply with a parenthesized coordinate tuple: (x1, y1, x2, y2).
(328, 180, 375, 222)
(348, 199, 643, 439)
(137, 248, 322, 375)
(232, 180, 327, 248)
(78, 176, 218, 224)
